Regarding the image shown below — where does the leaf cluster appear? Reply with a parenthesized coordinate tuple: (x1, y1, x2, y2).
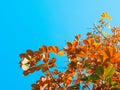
(19, 13, 120, 90)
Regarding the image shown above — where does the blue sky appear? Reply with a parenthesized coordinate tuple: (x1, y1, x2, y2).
(1, 0, 120, 90)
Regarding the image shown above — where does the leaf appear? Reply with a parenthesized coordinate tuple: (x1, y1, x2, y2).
(53, 46, 58, 54)
(23, 64, 43, 76)
(41, 64, 48, 72)
(111, 87, 120, 90)
(68, 84, 80, 90)
(83, 39, 89, 46)
(36, 64, 44, 71)
(72, 40, 78, 48)
(101, 12, 112, 20)
(65, 76, 72, 87)
(112, 52, 120, 63)
(105, 48, 112, 58)
(32, 84, 40, 90)
(20, 53, 26, 58)
(96, 66, 104, 76)
(67, 42, 72, 49)
(81, 76, 88, 81)
(111, 81, 118, 86)
(48, 58, 56, 65)
(49, 63, 56, 68)
(88, 74, 100, 81)
(26, 49, 34, 55)
(107, 78, 112, 85)
(99, 19, 104, 24)
(75, 34, 81, 40)
(51, 69, 58, 74)
(58, 50, 65, 56)
(68, 76, 72, 81)
(105, 66, 115, 78)
(41, 45, 47, 53)
(42, 53, 49, 63)
(47, 46, 58, 54)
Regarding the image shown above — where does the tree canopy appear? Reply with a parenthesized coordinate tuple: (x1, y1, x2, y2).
(19, 13, 120, 90)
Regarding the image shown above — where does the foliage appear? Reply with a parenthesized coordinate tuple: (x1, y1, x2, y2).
(19, 13, 120, 90)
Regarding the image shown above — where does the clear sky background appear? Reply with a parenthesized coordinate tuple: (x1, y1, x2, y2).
(1, 0, 120, 90)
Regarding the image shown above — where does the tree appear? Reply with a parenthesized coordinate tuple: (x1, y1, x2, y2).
(19, 12, 120, 90)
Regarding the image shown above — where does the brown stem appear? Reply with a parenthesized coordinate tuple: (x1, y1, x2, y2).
(94, 24, 107, 39)
(46, 63, 63, 89)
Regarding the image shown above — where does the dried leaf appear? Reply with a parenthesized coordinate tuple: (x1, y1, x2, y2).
(41, 45, 47, 53)
(20, 53, 26, 58)
(51, 69, 58, 74)
(83, 40, 89, 46)
(23, 64, 43, 76)
(42, 53, 49, 63)
(75, 34, 81, 40)
(65, 76, 72, 87)
(26, 50, 33, 55)
(67, 42, 72, 49)
(72, 40, 78, 48)
(41, 64, 48, 72)
(48, 58, 56, 65)
(48, 46, 58, 54)
(49, 63, 56, 68)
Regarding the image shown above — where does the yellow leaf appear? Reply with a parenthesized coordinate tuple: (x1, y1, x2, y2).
(68, 76, 72, 81)
(101, 12, 112, 20)
(107, 15, 112, 20)
(101, 12, 106, 18)
(58, 50, 65, 56)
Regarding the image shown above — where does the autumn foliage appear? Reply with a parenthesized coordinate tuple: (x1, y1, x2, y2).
(19, 13, 120, 90)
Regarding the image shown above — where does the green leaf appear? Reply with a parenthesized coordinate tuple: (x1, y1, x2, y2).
(107, 78, 112, 85)
(68, 84, 80, 90)
(105, 66, 115, 78)
(111, 81, 118, 86)
(96, 66, 104, 76)
(111, 87, 120, 90)
(81, 76, 88, 81)
(88, 74, 100, 81)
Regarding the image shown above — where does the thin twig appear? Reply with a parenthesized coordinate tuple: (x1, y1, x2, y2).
(93, 24, 107, 39)
(46, 63, 63, 89)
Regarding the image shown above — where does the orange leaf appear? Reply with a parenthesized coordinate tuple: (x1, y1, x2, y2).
(112, 52, 120, 63)
(51, 69, 58, 74)
(41, 45, 47, 53)
(49, 63, 56, 68)
(65, 76, 72, 87)
(83, 40, 89, 45)
(68, 76, 72, 81)
(48, 58, 56, 65)
(20, 53, 26, 58)
(67, 42, 72, 49)
(26, 50, 33, 55)
(42, 53, 49, 63)
(52, 46, 58, 54)
(72, 41, 78, 48)
(75, 34, 81, 40)
(48, 46, 58, 54)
